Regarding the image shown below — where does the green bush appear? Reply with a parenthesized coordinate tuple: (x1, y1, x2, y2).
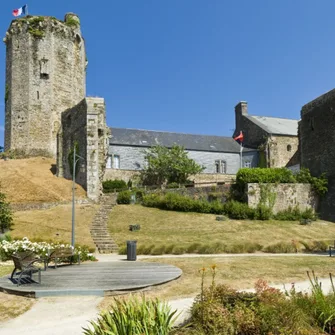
(254, 204, 272, 220)
(83, 295, 177, 335)
(166, 182, 180, 189)
(132, 188, 145, 202)
(224, 201, 256, 220)
(116, 190, 132, 204)
(236, 167, 295, 186)
(103, 179, 127, 193)
(274, 206, 317, 221)
(296, 168, 328, 197)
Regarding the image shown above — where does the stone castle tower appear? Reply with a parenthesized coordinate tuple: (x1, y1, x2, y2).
(4, 13, 86, 157)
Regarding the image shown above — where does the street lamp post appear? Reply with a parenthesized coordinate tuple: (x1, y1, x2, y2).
(71, 145, 84, 247)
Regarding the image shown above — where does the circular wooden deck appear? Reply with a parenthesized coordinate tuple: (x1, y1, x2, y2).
(0, 261, 182, 298)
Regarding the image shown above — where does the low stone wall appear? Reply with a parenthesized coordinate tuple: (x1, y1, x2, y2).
(10, 199, 91, 212)
(190, 173, 236, 187)
(247, 183, 318, 214)
(104, 169, 140, 182)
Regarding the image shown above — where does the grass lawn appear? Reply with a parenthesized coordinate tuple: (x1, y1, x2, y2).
(108, 205, 335, 253)
(99, 255, 335, 309)
(0, 264, 34, 322)
(11, 203, 98, 249)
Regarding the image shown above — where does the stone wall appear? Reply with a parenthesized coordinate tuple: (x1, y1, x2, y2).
(104, 169, 140, 182)
(266, 136, 299, 168)
(57, 98, 108, 201)
(103, 168, 235, 187)
(247, 183, 318, 214)
(4, 14, 86, 157)
(299, 88, 335, 221)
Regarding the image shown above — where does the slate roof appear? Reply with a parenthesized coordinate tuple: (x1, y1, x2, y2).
(245, 115, 298, 136)
(109, 128, 256, 153)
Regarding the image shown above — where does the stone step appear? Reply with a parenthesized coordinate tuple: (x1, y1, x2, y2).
(96, 242, 117, 246)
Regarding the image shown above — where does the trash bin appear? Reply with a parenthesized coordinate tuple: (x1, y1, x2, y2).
(127, 240, 137, 261)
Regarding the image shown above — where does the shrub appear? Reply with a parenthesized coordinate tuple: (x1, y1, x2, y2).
(166, 182, 180, 189)
(300, 240, 329, 252)
(102, 179, 127, 193)
(83, 295, 177, 335)
(172, 246, 186, 255)
(0, 187, 13, 233)
(296, 168, 328, 197)
(189, 270, 324, 335)
(116, 190, 132, 204)
(236, 167, 295, 186)
(224, 201, 256, 220)
(142, 193, 162, 207)
(164, 244, 175, 254)
(132, 188, 145, 202)
(263, 241, 296, 253)
(274, 206, 317, 221)
(254, 204, 272, 220)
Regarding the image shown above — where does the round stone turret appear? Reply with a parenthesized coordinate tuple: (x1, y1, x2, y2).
(4, 14, 86, 157)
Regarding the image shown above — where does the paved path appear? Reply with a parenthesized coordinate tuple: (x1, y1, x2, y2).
(0, 252, 332, 334)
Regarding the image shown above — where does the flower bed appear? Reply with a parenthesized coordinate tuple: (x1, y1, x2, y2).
(0, 237, 96, 262)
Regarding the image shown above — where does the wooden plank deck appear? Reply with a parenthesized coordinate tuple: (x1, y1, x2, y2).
(0, 261, 182, 298)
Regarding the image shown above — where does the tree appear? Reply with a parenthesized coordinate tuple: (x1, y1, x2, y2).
(0, 146, 3, 153)
(140, 145, 205, 186)
(0, 185, 13, 233)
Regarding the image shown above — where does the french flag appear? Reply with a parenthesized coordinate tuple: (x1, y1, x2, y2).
(13, 5, 27, 17)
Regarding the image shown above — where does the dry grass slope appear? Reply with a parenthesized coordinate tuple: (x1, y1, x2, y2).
(108, 205, 335, 251)
(0, 157, 86, 203)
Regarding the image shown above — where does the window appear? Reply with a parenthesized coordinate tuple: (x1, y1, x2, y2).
(113, 155, 120, 169)
(310, 117, 314, 131)
(244, 161, 252, 168)
(106, 156, 112, 169)
(40, 58, 49, 79)
(215, 160, 226, 174)
(287, 144, 292, 152)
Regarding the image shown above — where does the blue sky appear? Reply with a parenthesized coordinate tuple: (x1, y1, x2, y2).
(1, 0, 335, 147)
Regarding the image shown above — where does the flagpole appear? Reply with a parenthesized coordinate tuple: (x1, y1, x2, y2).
(26, 4, 28, 16)
(240, 142, 243, 169)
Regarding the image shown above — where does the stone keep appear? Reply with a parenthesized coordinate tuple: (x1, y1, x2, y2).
(4, 13, 86, 157)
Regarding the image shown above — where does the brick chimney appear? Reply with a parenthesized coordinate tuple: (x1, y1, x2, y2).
(234, 101, 248, 138)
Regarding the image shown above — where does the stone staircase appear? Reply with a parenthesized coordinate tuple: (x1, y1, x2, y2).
(90, 194, 118, 253)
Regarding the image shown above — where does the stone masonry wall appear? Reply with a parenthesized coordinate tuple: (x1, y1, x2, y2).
(58, 99, 87, 187)
(247, 183, 318, 214)
(4, 14, 86, 157)
(57, 98, 108, 201)
(266, 136, 299, 168)
(299, 88, 335, 221)
(85, 98, 109, 201)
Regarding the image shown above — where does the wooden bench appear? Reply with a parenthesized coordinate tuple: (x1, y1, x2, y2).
(11, 251, 42, 286)
(46, 247, 80, 269)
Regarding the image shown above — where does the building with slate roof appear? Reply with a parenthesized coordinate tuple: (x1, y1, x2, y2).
(233, 101, 299, 168)
(104, 127, 258, 185)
